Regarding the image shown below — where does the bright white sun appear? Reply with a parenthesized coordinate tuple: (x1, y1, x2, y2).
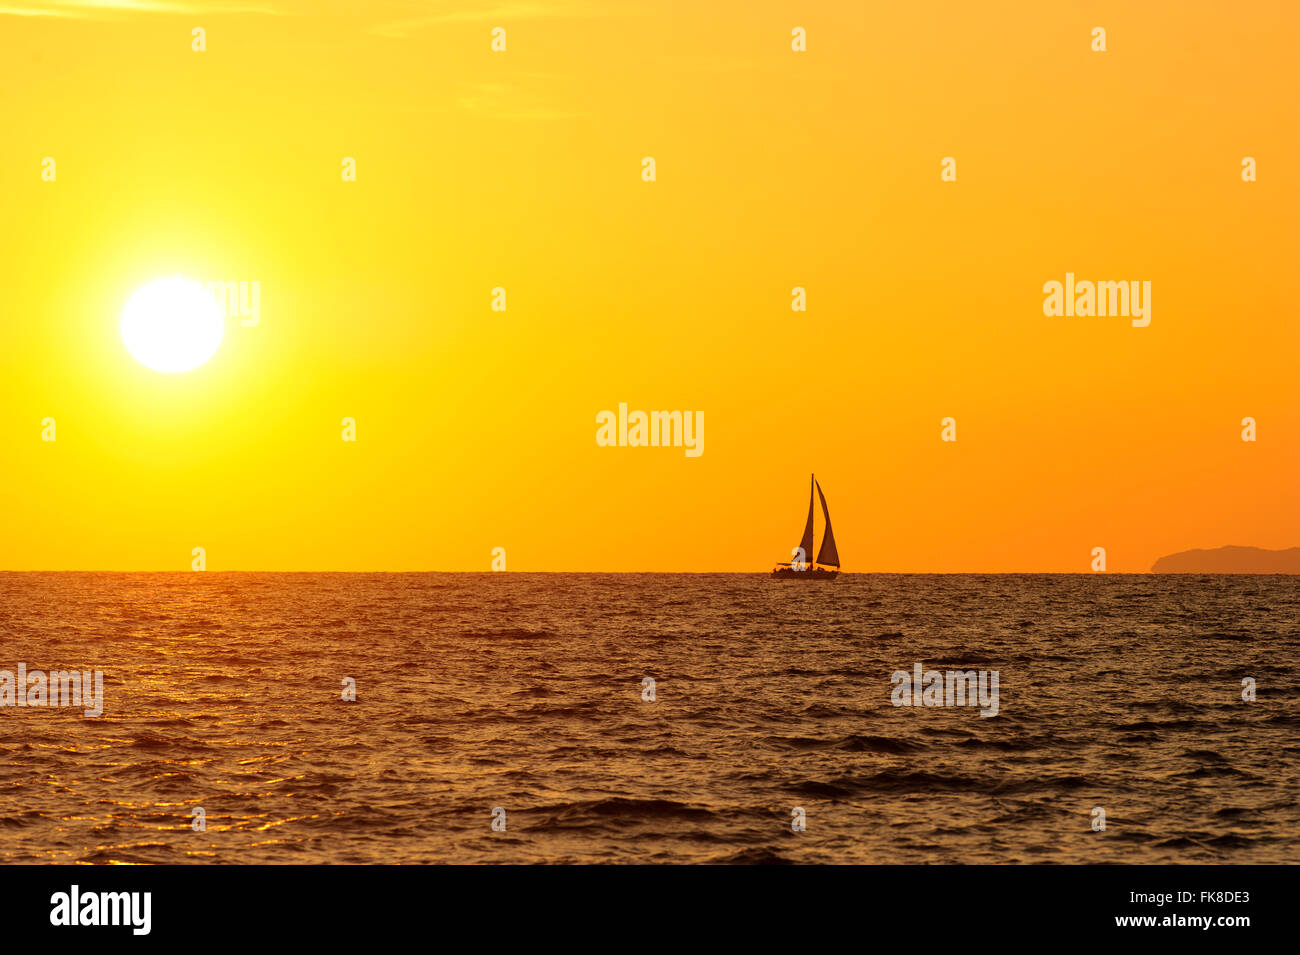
(121, 276, 224, 373)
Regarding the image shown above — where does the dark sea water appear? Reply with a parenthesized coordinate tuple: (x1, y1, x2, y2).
(0, 572, 1295, 864)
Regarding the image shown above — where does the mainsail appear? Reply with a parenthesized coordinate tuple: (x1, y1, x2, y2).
(797, 474, 815, 564)
(814, 479, 840, 567)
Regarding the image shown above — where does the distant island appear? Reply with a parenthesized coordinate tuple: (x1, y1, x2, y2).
(1151, 546, 1300, 573)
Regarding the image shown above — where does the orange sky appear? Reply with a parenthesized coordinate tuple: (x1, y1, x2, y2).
(0, 0, 1296, 571)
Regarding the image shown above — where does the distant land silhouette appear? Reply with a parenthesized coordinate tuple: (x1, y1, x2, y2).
(1151, 546, 1300, 574)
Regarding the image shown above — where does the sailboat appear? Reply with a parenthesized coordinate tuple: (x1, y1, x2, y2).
(772, 473, 840, 579)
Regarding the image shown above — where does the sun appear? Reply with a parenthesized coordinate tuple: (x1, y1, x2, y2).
(121, 276, 224, 373)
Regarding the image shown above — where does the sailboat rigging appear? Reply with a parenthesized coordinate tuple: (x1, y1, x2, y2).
(772, 473, 840, 579)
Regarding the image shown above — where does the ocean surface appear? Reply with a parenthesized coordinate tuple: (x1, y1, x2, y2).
(0, 572, 1295, 864)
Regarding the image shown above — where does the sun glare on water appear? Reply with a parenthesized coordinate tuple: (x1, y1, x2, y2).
(121, 276, 224, 373)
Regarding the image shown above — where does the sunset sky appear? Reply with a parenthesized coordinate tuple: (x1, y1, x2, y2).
(0, 0, 1295, 571)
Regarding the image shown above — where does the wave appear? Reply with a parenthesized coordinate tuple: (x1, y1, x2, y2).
(766, 733, 924, 754)
(792, 770, 989, 797)
(459, 628, 557, 640)
(527, 796, 719, 830)
(708, 846, 794, 864)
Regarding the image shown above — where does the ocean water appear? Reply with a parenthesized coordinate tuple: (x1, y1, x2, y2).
(0, 572, 1295, 864)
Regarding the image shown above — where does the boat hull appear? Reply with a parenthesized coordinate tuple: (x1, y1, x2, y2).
(771, 566, 839, 580)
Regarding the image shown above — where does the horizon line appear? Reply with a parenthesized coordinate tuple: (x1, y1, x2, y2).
(0, 569, 1288, 575)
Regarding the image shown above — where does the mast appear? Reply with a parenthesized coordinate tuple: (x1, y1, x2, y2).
(796, 473, 815, 566)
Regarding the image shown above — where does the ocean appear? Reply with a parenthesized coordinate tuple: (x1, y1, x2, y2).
(0, 572, 1295, 864)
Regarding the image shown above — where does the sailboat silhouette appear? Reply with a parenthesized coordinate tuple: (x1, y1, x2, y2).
(772, 473, 840, 579)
